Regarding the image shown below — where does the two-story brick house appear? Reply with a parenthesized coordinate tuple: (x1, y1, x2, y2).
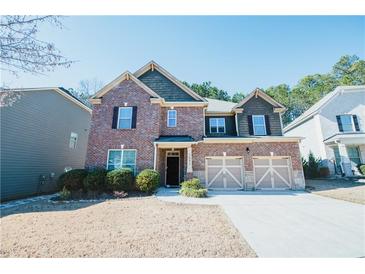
(86, 61, 305, 190)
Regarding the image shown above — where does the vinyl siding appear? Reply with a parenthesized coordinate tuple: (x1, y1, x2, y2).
(237, 96, 283, 136)
(0, 90, 91, 201)
(205, 116, 237, 137)
(138, 70, 198, 101)
(319, 91, 365, 140)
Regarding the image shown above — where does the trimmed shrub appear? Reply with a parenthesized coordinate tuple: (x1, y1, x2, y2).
(136, 169, 160, 194)
(58, 169, 88, 191)
(83, 168, 107, 191)
(106, 168, 134, 191)
(302, 152, 320, 179)
(319, 167, 330, 178)
(180, 178, 201, 189)
(179, 187, 208, 198)
(359, 165, 365, 175)
(59, 186, 71, 200)
(179, 178, 208, 198)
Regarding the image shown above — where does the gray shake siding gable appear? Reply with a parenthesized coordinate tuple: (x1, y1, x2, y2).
(138, 70, 198, 101)
(237, 96, 283, 136)
(0, 89, 91, 201)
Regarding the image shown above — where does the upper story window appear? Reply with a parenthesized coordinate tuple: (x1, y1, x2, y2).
(252, 115, 267, 135)
(118, 107, 133, 129)
(210, 118, 225, 133)
(167, 109, 177, 127)
(337, 114, 360, 132)
(69, 132, 78, 149)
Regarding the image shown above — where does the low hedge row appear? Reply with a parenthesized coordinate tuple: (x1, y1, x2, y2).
(58, 168, 160, 194)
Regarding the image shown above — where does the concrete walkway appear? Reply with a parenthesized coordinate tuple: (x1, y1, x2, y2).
(156, 188, 365, 258)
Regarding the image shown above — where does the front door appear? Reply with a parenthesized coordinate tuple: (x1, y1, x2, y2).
(166, 155, 180, 186)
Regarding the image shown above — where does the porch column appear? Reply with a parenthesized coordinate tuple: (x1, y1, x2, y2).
(153, 143, 158, 171)
(338, 143, 352, 176)
(187, 146, 193, 179)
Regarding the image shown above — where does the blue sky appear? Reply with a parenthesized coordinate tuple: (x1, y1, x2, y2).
(2, 16, 364, 96)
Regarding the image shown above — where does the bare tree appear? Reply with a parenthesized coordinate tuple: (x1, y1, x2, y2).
(0, 15, 73, 76)
(78, 78, 104, 97)
(68, 78, 104, 108)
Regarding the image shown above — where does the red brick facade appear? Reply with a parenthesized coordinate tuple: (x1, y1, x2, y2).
(85, 75, 304, 189)
(85, 80, 160, 170)
(192, 142, 302, 171)
(160, 107, 204, 140)
(85, 80, 204, 171)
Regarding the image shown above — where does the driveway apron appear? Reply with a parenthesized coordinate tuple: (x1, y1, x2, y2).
(156, 188, 365, 257)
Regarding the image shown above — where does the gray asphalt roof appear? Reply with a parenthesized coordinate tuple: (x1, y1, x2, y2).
(155, 135, 195, 142)
(205, 98, 236, 113)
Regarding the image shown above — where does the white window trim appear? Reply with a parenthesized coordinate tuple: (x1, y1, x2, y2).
(209, 118, 226, 133)
(252, 115, 267, 136)
(69, 132, 78, 149)
(167, 109, 177, 128)
(106, 149, 137, 174)
(118, 107, 133, 129)
(339, 114, 356, 132)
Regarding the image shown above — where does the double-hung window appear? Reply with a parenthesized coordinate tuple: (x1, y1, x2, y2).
(209, 118, 225, 133)
(338, 115, 354, 132)
(167, 109, 177, 127)
(252, 115, 267, 135)
(107, 149, 137, 174)
(118, 107, 133, 129)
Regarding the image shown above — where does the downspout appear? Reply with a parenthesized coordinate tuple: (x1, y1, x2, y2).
(153, 143, 157, 171)
(234, 111, 239, 136)
(203, 107, 207, 137)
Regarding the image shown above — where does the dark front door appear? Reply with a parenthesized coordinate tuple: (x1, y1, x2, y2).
(166, 156, 179, 186)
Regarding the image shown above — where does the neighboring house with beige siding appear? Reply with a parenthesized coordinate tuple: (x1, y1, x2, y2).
(0, 88, 91, 201)
(284, 86, 365, 176)
(86, 61, 305, 191)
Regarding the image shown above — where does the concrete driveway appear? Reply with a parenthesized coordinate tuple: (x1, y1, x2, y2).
(156, 188, 365, 258)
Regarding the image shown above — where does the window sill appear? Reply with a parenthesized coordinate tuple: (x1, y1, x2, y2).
(115, 128, 136, 130)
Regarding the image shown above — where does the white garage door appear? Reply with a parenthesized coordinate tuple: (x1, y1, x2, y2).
(253, 157, 292, 189)
(206, 157, 244, 189)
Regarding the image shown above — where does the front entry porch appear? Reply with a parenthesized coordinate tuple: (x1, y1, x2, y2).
(153, 136, 195, 187)
(324, 133, 365, 176)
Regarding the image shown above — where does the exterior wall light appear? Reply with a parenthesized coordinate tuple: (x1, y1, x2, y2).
(246, 147, 250, 154)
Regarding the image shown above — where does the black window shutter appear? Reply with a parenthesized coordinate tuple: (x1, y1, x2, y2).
(112, 107, 119, 129)
(248, 115, 253, 135)
(353, 115, 360, 131)
(132, 106, 137, 128)
(265, 115, 271, 135)
(336, 115, 343, 132)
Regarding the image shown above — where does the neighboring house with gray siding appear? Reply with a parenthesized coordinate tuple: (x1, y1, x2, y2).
(284, 86, 365, 176)
(0, 88, 91, 201)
